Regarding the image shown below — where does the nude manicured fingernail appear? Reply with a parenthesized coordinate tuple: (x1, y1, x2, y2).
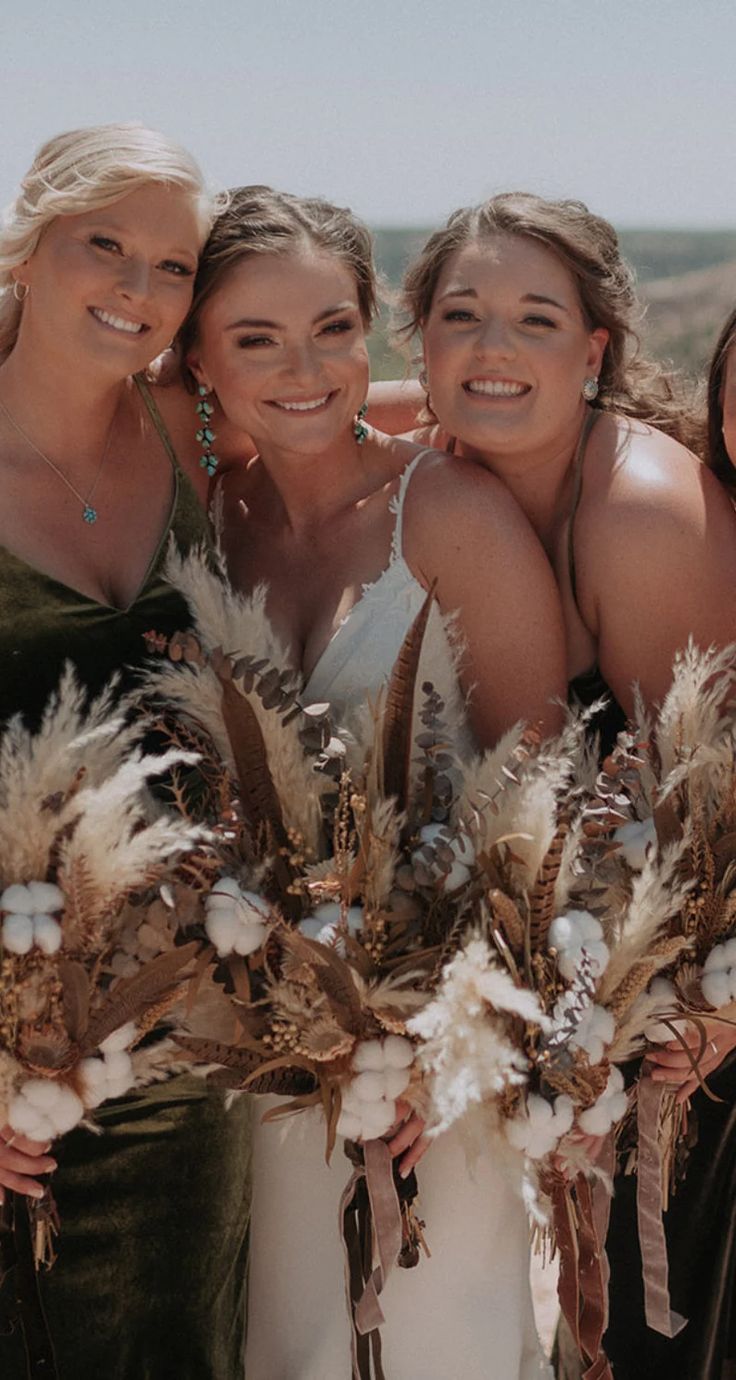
(29, 1185, 44, 1199)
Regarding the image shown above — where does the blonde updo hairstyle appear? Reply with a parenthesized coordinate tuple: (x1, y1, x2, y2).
(179, 184, 378, 384)
(0, 122, 216, 361)
(401, 191, 697, 449)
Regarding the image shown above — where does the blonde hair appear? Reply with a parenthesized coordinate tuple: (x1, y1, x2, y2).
(401, 191, 698, 449)
(0, 122, 216, 359)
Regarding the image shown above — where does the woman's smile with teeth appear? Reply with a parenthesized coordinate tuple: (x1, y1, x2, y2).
(464, 379, 529, 397)
(271, 393, 332, 412)
(91, 308, 146, 335)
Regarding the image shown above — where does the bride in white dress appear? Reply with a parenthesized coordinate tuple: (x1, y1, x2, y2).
(182, 185, 565, 1379)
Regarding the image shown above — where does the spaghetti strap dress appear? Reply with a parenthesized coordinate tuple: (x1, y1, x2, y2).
(556, 414, 736, 1380)
(565, 408, 626, 755)
(245, 452, 551, 1380)
(0, 376, 251, 1380)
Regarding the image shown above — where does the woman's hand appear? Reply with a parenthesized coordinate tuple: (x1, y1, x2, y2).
(0, 1125, 56, 1203)
(645, 1017, 736, 1104)
(386, 1100, 430, 1177)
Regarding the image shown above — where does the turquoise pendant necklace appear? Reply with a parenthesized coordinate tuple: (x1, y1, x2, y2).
(0, 394, 118, 525)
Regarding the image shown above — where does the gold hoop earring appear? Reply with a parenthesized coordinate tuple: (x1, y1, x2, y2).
(12, 281, 29, 303)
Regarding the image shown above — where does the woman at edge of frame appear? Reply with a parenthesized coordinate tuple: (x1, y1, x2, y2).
(0, 123, 251, 1380)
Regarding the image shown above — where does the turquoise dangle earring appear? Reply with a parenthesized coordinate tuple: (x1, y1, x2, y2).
(353, 401, 369, 445)
(195, 386, 219, 475)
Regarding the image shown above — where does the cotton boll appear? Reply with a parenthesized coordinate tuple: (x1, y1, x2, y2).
(506, 1093, 569, 1159)
(382, 1036, 414, 1070)
(723, 937, 736, 967)
(352, 1040, 387, 1073)
(443, 861, 472, 893)
(23, 1079, 63, 1112)
(205, 882, 268, 957)
(337, 1108, 363, 1140)
(207, 877, 243, 902)
(548, 910, 609, 981)
(702, 969, 734, 1009)
(578, 1068, 627, 1136)
(32, 915, 62, 955)
(352, 1071, 387, 1103)
(702, 941, 736, 1009)
(104, 1051, 133, 1082)
(614, 818, 657, 871)
(8, 1096, 52, 1141)
(78, 1058, 108, 1108)
(0, 884, 35, 915)
(360, 1104, 395, 1140)
(233, 923, 267, 957)
(299, 903, 363, 948)
(26, 881, 64, 914)
(50, 1086, 85, 1134)
(2, 913, 34, 954)
(415, 824, 476, 893)
(570, 1005, 615, 1065)
(99, 1023, 137, 1055)
(383, 1066, 411, 1099)
(204, 912, 241, 958)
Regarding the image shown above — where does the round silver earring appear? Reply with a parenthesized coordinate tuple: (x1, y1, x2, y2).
(582, 376, 599, 402)
(12, 281, 29, 303)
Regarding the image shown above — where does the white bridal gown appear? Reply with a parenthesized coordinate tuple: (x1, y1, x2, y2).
(245, 455, 552, 1380)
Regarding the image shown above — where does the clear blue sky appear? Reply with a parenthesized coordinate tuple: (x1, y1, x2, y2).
(2, 0, 735, 228)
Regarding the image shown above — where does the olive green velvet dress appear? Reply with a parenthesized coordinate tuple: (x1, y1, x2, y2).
(0, 378, 251, 1380)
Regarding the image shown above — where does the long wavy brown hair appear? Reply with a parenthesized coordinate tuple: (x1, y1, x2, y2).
(706, 306, 736, 488)
(400, 191, 699, 450)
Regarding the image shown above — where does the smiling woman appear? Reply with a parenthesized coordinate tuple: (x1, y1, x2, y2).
(401, 192, 736, 726)
(0, 125, 251, 1380)
(177, 184, 566, 1379)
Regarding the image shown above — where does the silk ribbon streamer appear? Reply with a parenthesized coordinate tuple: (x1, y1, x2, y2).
(552, 1140, 615, 1380)
(636, 1074, 688, 1338)
(340, 1138, 404, 1380)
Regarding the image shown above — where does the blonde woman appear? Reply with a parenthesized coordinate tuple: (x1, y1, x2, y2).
(0, 125, 250, 1380)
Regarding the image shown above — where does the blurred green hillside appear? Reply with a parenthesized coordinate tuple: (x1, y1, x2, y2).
(369, 227, 736, 382)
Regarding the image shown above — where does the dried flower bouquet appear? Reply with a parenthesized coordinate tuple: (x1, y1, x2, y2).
(0, 668, 211, 1346)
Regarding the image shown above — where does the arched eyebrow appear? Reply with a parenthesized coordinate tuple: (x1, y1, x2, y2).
(436, 286, 571, 316)
(225, 301, 359, 331)
(522, 293, 570, 315)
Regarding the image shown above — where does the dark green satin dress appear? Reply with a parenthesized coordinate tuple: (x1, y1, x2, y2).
(0, 378, 251, 1380)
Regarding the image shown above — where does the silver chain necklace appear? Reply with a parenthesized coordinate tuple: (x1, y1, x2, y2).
(0, 394, 120, 525)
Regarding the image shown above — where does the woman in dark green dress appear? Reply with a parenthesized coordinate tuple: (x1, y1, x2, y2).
(0, 124, 250, 1380)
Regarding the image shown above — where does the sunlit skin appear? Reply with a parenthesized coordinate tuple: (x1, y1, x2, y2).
(0, 184, 204, 1201)
(0, 185, 204, 615)
(408, 237, 736, 1106)
(422, 235, 608, 471)
(414, 233, 736, 721)
(189, 243, 568, 1172)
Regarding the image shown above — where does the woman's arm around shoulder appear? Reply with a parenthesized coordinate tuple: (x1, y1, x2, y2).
(578, 419, 736, 714)
(403, 452, 567, 747)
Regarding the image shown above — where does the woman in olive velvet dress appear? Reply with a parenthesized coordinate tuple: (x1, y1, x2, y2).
(0, 125, 250, 1380)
